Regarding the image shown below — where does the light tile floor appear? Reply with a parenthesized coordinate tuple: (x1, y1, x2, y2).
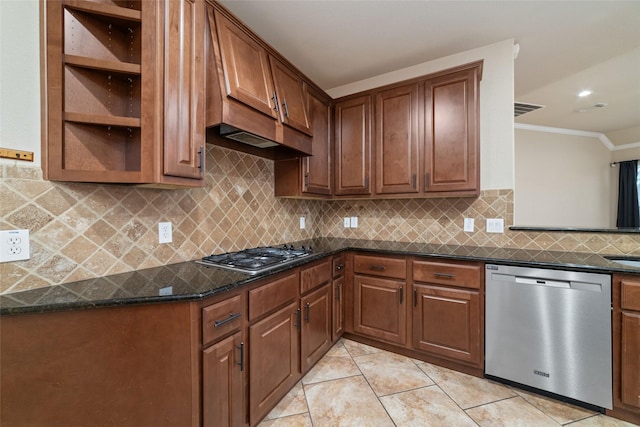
(258, 338, 639, 427)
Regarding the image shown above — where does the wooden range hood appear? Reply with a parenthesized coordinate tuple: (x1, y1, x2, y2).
(204, 2, 313, 161)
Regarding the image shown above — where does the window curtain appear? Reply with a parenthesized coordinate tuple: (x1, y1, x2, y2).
(616, 160, 640, 228)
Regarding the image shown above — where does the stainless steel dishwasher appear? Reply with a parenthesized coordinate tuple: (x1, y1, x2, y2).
(485, 264, 612, 409)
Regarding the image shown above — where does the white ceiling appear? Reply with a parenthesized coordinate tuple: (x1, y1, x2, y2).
(218, 0, 640, 146)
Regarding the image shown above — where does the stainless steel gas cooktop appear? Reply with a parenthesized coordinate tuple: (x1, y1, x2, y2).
(196, 245, 312, 274)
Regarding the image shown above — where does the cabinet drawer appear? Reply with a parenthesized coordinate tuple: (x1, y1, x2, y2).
(203, 294, 243, 346)
(354, 254, 406, 279)
(413, 259, 481, 289)
(332, 255, 345, 278)
(301, 258, 331, 294)
(622, 280, 640, 311)
(249, 272, 299, 321)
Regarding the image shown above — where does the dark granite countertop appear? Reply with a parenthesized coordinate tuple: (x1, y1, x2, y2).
(2, 237, 639, 315)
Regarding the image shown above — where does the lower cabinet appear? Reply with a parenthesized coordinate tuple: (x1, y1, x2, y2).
(301, 283, 332, 372)
(610, 274, 640, 424)
(249, 300, 300, 425)
(412, 284, 480, 366)
(353, 274, 407, 345)
(203, 332, 244, 427)
(411, 259, 483, 368)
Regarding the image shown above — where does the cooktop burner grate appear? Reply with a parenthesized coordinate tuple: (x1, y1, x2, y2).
(197, 245, 312, 274)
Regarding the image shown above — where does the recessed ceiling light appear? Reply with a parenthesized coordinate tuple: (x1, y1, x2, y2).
(578, 90, 592, 97)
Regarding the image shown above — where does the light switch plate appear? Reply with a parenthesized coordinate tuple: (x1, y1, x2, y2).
(299, 217, 306, 229)
(486, 218, 504, 233)
(463, 218, 475, 232)
(343, 217, 351, 228)
(350, 216, 358, 228)
(0, 229, 30, 262)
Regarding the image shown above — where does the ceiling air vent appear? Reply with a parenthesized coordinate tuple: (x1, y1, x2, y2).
(514, 102, 544, 117)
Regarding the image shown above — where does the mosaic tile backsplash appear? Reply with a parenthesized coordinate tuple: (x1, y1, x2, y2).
(2, 145, 639, 294)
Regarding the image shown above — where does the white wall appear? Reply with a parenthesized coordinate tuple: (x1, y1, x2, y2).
(514, 128, 615, 228)
(327, 39, 516, 191)
(0, 0, 41, 166)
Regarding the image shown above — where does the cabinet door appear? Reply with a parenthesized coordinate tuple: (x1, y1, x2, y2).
(270, 57, 311, 135)
(353, 275, 406, 345)
(163, 0, 205, 180)
(375, 83, 420, 194)
(249, 301, 300, 425)
(301, 284, 332, 372)
(332, 276, 345, 342)
(203, 332, 244, 427)
(334, 95, 372, 196)
(621, 311, 640, 408)
(424, 67, 479, 193)
(213, 9, 277, 119)
(412, 284, 481, 366)
(303, 86, 332, 195)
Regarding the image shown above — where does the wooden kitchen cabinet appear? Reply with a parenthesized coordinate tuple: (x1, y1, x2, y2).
(206, 4, 312, 156)
(203, 332, 244, 427)
(202, 294, 245, 427)
(332, 255, 346, 341)
(424, 65, 480, 194)
(42, 0, 205, 187)
(334, 95, 372, 196)
(353, 254, 407, 345)
(275, 85, 332, 197)
(411, 259, 482, 368)
(375, 83, 420, 195)
(301, 284, 332, 372)
(249, 300, 300, 425)
(610, 275, 640, 424)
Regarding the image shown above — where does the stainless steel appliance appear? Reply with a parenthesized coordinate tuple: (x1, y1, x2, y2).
(485, 264, 612, 409)
(197, 245, 312, 274)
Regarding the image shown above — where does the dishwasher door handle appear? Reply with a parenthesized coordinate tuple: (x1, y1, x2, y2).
(515, 277, 571, 289)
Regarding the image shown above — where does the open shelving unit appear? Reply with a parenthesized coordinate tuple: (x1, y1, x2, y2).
(44, 0, 152, 182)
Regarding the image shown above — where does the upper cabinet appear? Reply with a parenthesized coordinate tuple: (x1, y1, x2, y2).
(328, 61, 483, 199)
(42, 0, 205, 187)
(206, 4, 313, 158)
(375, 83, 420, 195)
(334, 95, 373, 196)
(275, 85, 332, 197)
(424, 66, 480, 194)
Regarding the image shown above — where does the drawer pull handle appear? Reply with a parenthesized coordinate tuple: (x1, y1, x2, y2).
(434, 272, 455, 279)
(369, 265, 386, 271)
(214, 312, 241, 328)
(237, 342, 245, 372)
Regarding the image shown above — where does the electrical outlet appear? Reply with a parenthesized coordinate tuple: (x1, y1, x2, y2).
(463, 218, 475, 232)
(343, 217, 351, 228)
(158, 222, 172, 244)
(0, 229, 30, 262)
(350, 216, 358, 228)
(486, 218, 504, 233)
(299, 217, 306, 229)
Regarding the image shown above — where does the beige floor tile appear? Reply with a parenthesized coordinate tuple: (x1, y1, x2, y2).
(567, 414, 640, 427)
(301, 349, 361, 385)
(304, 376, 395, 427)
(418, 362, 517, 409)
(264, 381, 308, 420)
(258, 413, 313, 427)
(466, 396, 559, 426)
(354, 350, 434, 396)
(341, 338, 382, 357)
(513, 387, 596, 424)
(380, 385, 477, 426)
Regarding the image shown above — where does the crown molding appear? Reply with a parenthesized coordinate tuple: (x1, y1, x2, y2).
(513, 123, 640, 151)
